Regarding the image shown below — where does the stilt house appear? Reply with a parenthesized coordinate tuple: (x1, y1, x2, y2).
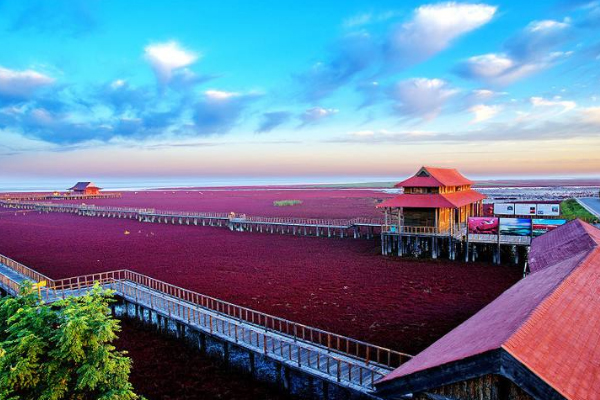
(378, 167, 486, 234)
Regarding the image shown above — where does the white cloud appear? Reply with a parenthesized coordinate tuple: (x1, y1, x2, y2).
(204, 90, 240, 100)
(386, 3, 496, 67)
(351, 129, 376, 137)
(469, 104, 502, 123)
(389, 78, 458, 120)
(472, 89, 496, 99)
(458, 52, 564, 85)
(144, 41, 199, 84)
(530, 96, 576, 112)
(457, 17, 573, 85)
(110, 79, 126, 89)
(0, 66, 54, 100)
(300, 107, 339, 125)
(343, 10, 402, 28)
(527, 19, 570, 33)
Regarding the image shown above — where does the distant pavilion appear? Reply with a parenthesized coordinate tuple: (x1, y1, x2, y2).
(68, 182, 102, 195)
(378, 166, 486, 235)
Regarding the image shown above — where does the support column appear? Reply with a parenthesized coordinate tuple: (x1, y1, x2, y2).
(249, 351, 255, 376)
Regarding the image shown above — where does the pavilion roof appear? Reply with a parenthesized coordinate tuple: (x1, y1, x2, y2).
(395, 167, 474, 188)
(68, 182, 101, 191)
(376, 219, 600, 400)
(376, 190, 486, 209)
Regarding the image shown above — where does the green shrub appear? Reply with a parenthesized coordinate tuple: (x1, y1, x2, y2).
(0, 282, 143, 400)
(273, 200, 303, 207)
(560, 199, 599, 223)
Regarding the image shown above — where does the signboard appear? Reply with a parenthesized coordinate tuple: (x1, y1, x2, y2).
(532, 219, 567, 237)
(536, 203, 561, 216)
(494, 203, 515, 215)
(499, 218, 532, 236)
(515, 203, 537, 216)
(468, 217, 499, 235)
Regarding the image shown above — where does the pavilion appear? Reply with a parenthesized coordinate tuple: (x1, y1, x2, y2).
(378, 166, 486, 235)
(377, 167, 486, 258)
(68, 182, 102, 195)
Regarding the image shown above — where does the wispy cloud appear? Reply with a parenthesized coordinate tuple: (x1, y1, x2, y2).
(530, 96, 576, 113)
(469, 104, 502, 123)
(0, 66, 54, 103)
(193, 90, 262, 134)
(296, 32, 377, 101)
(342, 10, 402, 28)
(297, 2, 496, 102)
(299, 107, 339, 127)
(388, 78, 458, 120)
(384, 3, 497, 71)
(144, 41, 200, 86)
(256, 111, 291, 133)
(456, 18, 573, 85)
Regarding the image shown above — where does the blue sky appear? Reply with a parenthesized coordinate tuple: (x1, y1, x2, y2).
(0, 0, 599, 183)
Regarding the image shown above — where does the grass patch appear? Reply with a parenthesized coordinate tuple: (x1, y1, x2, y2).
(273, 199, 303, 207)
(560, 199, 599, 223)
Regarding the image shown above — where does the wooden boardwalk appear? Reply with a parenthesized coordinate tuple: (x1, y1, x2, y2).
(0, 253, 410, 394)
(0, 200, 383, 239)
(0, 193, 121, 201)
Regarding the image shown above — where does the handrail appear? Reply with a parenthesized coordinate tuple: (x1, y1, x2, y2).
(0, 254, 53, 284)
(0, 253, 411, 369)
(0, 200, 386, 230)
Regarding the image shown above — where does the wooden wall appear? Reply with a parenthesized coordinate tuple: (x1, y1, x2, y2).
(413, 374, 535, 400)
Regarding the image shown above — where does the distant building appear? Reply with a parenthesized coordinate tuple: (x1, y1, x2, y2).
(378, 166, 486, 234)
(375, 219, 600, 400)
(68, 182, 102, 195)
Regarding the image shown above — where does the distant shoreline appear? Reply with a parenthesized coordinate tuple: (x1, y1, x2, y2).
(1, 178, 600, 193)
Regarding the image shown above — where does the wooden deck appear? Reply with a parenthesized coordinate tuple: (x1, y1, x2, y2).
(0, 253, 410, 394)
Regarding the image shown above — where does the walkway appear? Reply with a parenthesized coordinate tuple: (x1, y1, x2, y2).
(0, 253, 410, 395)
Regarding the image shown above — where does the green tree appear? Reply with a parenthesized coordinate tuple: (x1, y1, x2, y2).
(0, 282, 142, 400)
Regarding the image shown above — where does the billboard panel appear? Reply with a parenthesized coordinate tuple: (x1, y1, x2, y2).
(532, 219, 567, 237)
(494, 203, 515, 215)
(536, 203, 561, 216)
(468, 217, 499, 235)
(499, 218, 532, 236)
(515, 203, 537, 216)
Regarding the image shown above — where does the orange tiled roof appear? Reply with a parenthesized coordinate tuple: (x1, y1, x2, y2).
(377, 190, 486, 209)
(395, 166, 474, 188)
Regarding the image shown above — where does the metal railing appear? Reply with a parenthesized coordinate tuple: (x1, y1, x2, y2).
(0, 254, 53, 284)
(0, 253, 411, 371)
(0, 200, 386, 230)
(143, 210, 229, 219)
(382, 225, 447, 235)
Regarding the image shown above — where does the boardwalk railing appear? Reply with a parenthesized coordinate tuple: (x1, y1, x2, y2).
(382, 225, 447, 235)
(0, 200, 385, 231)
(0, 253, 411, 374)
(0, 254, 53, 285)
(0, 193, 121, 201)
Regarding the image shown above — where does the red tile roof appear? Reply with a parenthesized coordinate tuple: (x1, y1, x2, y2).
(378, 219, 600, 400)
(395, 167, 474, 188)
(377, 190, 486, 209)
